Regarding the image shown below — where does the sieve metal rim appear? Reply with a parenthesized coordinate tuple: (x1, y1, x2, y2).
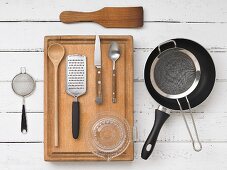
(11, 69, 36, 98)
(150, 47, 201, 99)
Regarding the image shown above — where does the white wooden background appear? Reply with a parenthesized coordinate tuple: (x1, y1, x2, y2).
(0, 0, 227, 169)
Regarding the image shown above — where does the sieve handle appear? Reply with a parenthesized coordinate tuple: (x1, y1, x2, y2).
(72, 101, 79, 139)
(141, 109, 169, 160)
(21, 104, 27, 134)
(177, 97, 202, 152)
(158, 40, 177, 53)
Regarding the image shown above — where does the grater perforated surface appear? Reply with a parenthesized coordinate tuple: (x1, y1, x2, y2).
(66, 54, 86, 98)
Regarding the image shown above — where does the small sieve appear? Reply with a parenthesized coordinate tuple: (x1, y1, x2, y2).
(12, 67, 36, 133)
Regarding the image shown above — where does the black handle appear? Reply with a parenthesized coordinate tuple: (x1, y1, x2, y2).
(21, 104, 27, 133)
(141, 109, 170, 160)
(72, 101, 79, 139)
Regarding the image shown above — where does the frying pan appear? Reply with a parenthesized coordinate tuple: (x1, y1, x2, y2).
(141, 38, 215, 160)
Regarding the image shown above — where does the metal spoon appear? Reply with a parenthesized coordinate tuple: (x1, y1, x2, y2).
(48, 43, 65, 147)
(108, 42, 120, 103)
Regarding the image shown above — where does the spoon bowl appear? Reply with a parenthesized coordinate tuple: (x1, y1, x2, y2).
(108, 42, 120, 62)
(48, 43, 65, 65)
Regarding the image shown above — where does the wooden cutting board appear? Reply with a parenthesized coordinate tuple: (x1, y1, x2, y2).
(44, 35, 134, 161)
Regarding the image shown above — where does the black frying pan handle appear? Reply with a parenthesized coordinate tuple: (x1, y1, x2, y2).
(141, 109, 170, 160)
(72, 101, 79, 139)
(21, 104, 27, 134)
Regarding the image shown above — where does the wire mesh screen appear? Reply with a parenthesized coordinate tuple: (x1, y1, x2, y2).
(153, 49, 196, 95)
(12, 73, 35, 97)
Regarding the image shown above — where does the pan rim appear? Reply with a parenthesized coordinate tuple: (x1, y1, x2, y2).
(144, 38, 216, 110)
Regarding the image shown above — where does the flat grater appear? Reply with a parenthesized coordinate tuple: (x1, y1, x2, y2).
(66, 54, 86, 139)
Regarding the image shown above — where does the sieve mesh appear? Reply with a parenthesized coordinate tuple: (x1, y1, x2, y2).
(12, 73, 35, 97)
(153, 49, 196, 95)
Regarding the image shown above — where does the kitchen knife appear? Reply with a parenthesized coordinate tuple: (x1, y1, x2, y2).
(94, 35, 102, 104)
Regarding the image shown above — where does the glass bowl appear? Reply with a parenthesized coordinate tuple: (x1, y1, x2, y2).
(86, 113, 131, 160)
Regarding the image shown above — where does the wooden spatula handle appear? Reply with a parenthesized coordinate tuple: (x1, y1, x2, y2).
(60, 11, 99, 23)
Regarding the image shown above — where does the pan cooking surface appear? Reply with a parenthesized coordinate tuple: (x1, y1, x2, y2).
(144, 38, 216, 110)
(153, 49, 196, 95)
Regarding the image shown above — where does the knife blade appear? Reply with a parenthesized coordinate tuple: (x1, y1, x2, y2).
(94, 35, 102, 104)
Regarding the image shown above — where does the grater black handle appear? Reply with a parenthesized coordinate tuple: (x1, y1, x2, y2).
(72, 101, 79, 139)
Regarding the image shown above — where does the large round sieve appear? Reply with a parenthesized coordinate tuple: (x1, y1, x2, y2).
(12, 67, 36, 134)
(150, 47, 201, 99)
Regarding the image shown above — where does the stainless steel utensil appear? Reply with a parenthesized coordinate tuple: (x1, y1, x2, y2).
(108, 42, 120, 103)
(66, 54, 86, 139)
(94, 35, 102, 104)
(12, 67, 36, 134)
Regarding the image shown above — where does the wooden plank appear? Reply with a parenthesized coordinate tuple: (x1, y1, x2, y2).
(0, 110, 227, 142)
(0, 143, 226, 170)
(0, 52, 43, 81)
(0, 82, 43, 112)
(0, 50, 226, 81)
(0, 113, 43, 142)
(134, 81, 227, 114)
(134, 110, 227, 142)
(134, 49, 227, 81)
(0, 81, 226, 113)
(0, 23, 226, 49)
(0, 0, 227, 22)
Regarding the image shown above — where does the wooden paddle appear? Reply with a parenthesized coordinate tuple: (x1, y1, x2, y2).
(60, 7, 143, 28)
